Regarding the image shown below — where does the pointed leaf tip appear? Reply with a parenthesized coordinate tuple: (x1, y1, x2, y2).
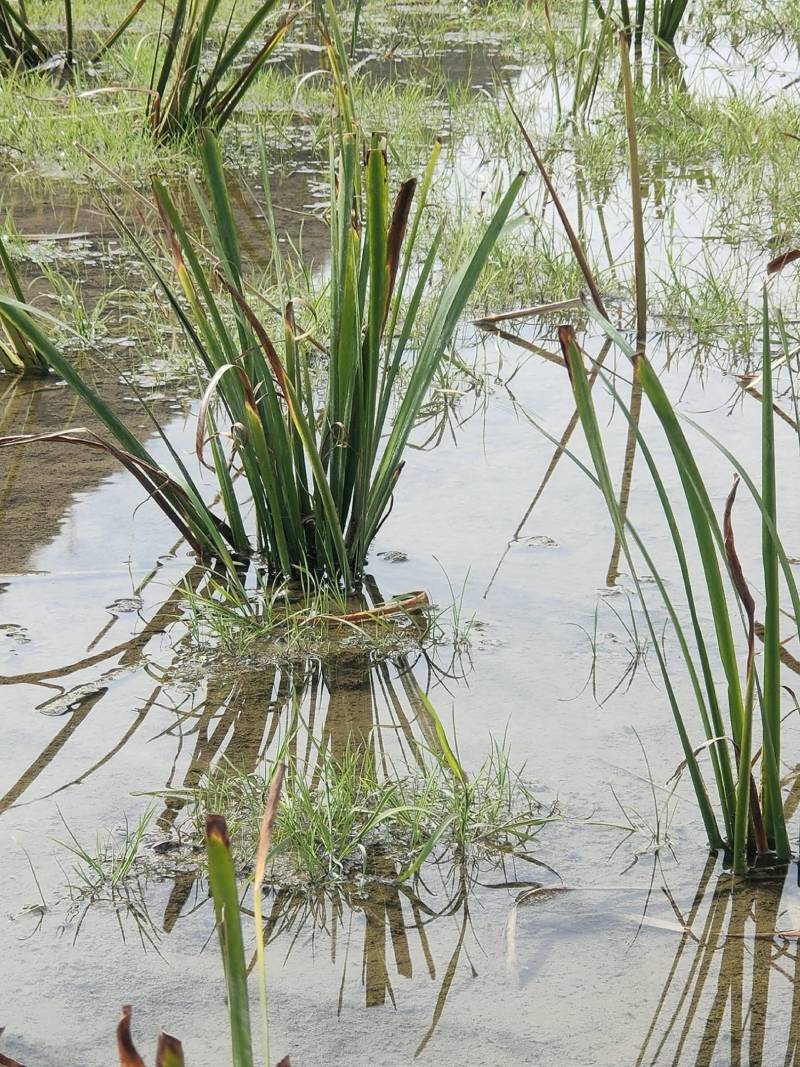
(155, 1033, 185, 1067)
(723, 476, 755, 627)
(557, 323, 579, 385)
(0, 1051, 26, 1067)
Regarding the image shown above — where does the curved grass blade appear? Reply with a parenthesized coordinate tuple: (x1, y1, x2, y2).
(117, 1006, 147, 1067)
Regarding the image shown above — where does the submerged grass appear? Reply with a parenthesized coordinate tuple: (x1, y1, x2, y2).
(195, 742, 550, 886)
(183, 576, 482, 665)
(78, 735, 552, 891)
(59, 720, 551, 1063)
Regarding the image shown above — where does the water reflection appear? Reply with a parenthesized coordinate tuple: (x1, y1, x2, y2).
(258, 862, 479, 1057)
(150, 641, 538, 1055)
(486, 334, 619, 593)
(152, 622, 471, 931)
(0, 558, 543, 1055)
(0, 558, 196, 814)
(638, 780, 800, 1065)
(0, 569, 447, 810)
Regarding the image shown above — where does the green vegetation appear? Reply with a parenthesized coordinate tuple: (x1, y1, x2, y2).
(0, 238, 49, 372)
(116, 798, 289, 1067)
(146, 0, 295, 139)
(562, 312, 793, 873)
(3, 0, 800, 936)
(1, 0, 799, 359)
(0, 124, 522, 587)
(591, 0, 690, 48)
(9, 6, 800, 1067)
(60, 721, 551, 899)
(1, 0, 149, 70)
(518, 35, 797, 873)
(172, 738, 551, 886)
(59, 719, 550, 1063)
(0, 0, 65, 67)
(181, 577, 446, 661)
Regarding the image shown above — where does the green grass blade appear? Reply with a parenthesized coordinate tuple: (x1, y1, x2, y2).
(590, 361, 737, 838)
(619, 32, 647, 351)
(367, 173, 525, 541)
(758, 290, 788, 858)
(206, 815, 254, 1067)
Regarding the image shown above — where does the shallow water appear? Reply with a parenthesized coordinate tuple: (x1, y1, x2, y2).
(4, 15, 800, 1067)
(4, 324, 800, 1064)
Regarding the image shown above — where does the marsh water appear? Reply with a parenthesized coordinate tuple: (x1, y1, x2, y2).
(5, 18, 800, 1067)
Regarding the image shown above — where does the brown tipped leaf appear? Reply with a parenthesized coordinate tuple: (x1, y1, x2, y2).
(205, 812, 231, 848)
(254, 762, 286, 897)
(117, 1006, 147, 1067)
(214, 273, 291, 410)
(723, 476, 755, 653)
(558, 324, 580, 387)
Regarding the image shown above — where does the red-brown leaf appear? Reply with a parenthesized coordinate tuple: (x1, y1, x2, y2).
(767, 249, 800, 275)
(117, 1006, 147, 1067)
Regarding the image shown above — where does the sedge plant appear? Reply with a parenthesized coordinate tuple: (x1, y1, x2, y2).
(0, 238, 49, 374)
(0, 126, 522, 590)
(0, 0, 69, 67)
(559, 312, 793, 875)
(591, 0, 689, 48)
(155, 130, 521, 587)
(146, 0, 297, 139)
(0, 0, 147, 70)
(516, 33, 793, 873)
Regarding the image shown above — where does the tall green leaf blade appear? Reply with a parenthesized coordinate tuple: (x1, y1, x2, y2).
(205, 815, 254, 1067)
(367, 172, 525, 540)
(759, 289, 789, 858)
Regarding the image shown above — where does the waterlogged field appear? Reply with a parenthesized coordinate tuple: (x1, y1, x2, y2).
(3, 2, 800, 1064)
